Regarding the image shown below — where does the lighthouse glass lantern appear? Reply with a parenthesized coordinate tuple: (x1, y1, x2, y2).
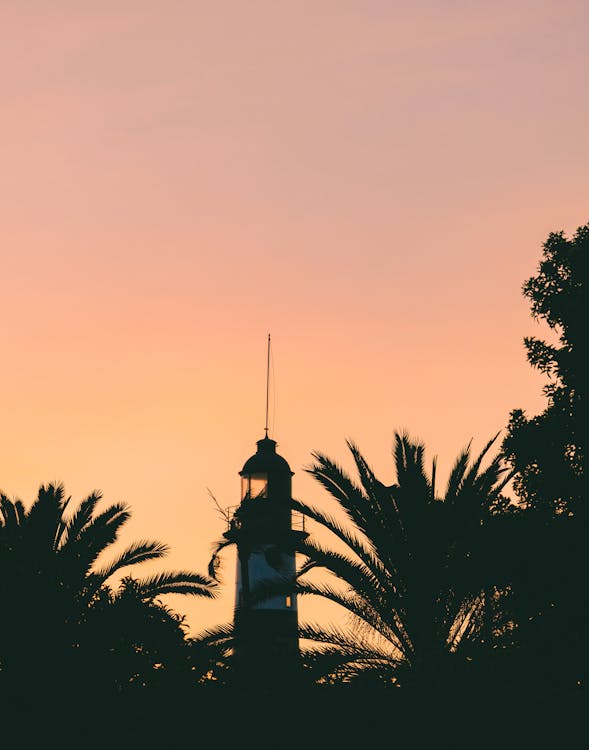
(241, 473, 268, 500)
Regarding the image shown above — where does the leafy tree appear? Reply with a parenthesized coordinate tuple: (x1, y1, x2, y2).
(0, 482, 217, 698)
(499, 222, 589, 689)
(503, 222, 588, 516)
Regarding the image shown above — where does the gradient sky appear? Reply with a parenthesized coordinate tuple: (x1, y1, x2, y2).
(1, 0, 588, 634)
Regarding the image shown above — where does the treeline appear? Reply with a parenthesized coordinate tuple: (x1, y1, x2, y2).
(1, 223, 587, 722)
(283, 223, 588, 694)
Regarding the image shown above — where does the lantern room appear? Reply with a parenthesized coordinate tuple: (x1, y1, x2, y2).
(239, 435, 293, 504)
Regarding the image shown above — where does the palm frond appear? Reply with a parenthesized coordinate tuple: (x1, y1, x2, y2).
(290, 498, 385, 581)
(346, 440, 411, 569)
(207, 537, 234, 581)
(294, 580, 409, 655)
(299, 621, 404, 684)
(444, 443, 473, 502)
(62, 492, 102, 548)
(0, 495, 23, 530)
(132, 571, 217, 600)
(93, 539, 169, 584)
(392, 432, 432, 513)
(299, 621, 402, 661)
(305, 452, 373, 534)
(25, 483, 69, 552)
(190, 622, 234, 646)
(296, 537, 392, 611)
(62, 503, 131, 574)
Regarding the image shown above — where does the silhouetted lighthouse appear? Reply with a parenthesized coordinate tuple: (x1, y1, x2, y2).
(224, 433, 307, 687)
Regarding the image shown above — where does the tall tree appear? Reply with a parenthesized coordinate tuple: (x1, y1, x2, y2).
(500, 222, 589, 689)
(503, 222, 588, 516)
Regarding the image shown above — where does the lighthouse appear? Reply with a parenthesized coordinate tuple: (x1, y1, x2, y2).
(223, 434, 307, 688)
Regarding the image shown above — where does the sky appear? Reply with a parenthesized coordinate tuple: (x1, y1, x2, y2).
(1, 0, 588, 635)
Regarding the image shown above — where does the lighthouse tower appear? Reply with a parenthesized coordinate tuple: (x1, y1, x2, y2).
(223, 434, 307, 687)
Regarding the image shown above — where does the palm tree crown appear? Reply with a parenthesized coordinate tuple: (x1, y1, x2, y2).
(291, 432, 512, 687)
(0, 482, 217, 695)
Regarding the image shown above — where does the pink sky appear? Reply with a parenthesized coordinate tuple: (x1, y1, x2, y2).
(1, 1, 588, 634)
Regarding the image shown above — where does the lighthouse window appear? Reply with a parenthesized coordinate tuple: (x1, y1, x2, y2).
(241, 473, 268, 500)
(285, 595, 292, 608)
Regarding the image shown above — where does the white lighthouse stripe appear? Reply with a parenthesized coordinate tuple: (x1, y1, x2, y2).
(236, 546, 297, 611)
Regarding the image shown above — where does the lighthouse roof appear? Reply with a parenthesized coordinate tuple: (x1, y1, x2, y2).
(240, 436, 293, 476)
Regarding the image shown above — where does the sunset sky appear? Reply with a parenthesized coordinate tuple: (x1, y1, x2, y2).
(1, 0, 588, 634)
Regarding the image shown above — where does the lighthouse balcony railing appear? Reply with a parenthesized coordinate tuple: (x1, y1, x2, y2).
(223, 505, 306, 534)
(291, 511, 306, 533)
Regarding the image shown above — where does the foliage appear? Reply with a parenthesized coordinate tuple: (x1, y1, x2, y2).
(499, 222, 589, 690)
(503, 222, 588, 515)
(0, 482, 217, 697)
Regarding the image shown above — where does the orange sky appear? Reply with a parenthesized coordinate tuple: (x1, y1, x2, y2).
(1, 1, 588, 634)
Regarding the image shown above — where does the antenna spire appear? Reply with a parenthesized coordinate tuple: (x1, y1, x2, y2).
(265, 333, 271, 436)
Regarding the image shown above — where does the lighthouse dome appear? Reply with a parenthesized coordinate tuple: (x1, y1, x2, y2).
(240, 436, 293, 477)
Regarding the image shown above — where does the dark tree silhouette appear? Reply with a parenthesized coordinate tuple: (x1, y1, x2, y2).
(503, 222, 588, 516)
(0, 483, 217, 699)
(499, 222, 589, 690)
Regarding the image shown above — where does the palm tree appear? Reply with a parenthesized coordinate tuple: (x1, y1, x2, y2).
(0, 482, 216, 696)
(287, 432, 513, 689)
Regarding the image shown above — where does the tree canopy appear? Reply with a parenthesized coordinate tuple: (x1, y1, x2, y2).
(503, 222, 588, 515)
(0, 483, 217, 699)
